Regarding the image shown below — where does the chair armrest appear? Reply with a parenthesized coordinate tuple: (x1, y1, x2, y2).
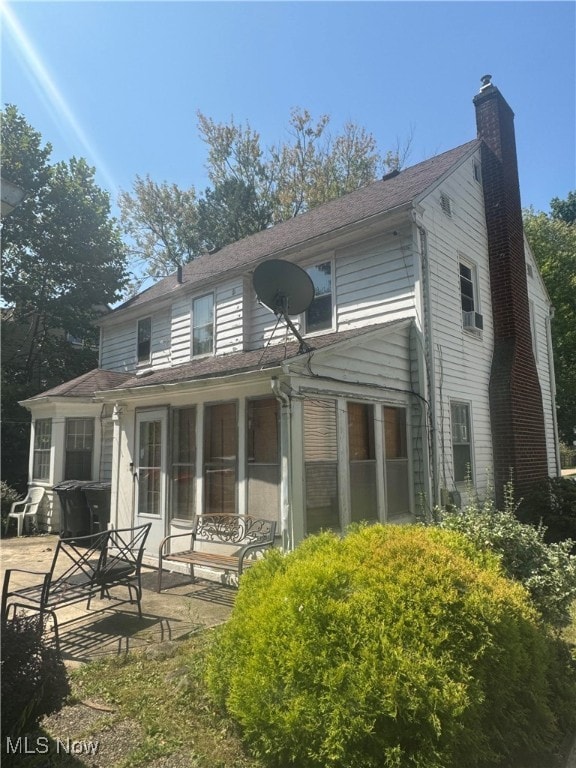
(9, 500, 27, 515)
(158, 530, 196, 556)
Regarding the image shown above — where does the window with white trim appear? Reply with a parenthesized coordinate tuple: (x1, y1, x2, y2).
(192, 293, 214, 356)
(305, 262, 333, 333)
(451, 402, 473, 483)
(64, 418, 94, 480)
(33, 419, 52, 480)
(171, 407, 196, 521)
(137, 317, 152, 364)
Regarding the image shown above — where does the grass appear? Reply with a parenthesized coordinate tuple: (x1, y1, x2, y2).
(66, 629, 261, 768)
(20, 600, 575, 768)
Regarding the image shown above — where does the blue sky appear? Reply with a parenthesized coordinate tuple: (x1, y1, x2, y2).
(2, 1, 575, 224)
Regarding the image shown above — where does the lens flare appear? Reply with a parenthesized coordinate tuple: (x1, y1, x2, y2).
(1, 0, 118, 197)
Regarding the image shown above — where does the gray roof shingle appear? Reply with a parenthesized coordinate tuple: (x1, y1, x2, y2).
(24, 369, 131, 400)
(100, 321, 406, 392)
(113, 140, 480, 314)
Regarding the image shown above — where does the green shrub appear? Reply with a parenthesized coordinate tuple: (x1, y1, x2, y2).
(436, 490, 576, 628)
(1, 481, 21, 537)
(1, 613, 70, 739)
(518, 476, 576, 546)
(206, 525, 576, 768)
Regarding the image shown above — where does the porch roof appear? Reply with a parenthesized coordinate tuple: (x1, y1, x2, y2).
(98, 321, 406, 394)
(21, 369, 132, 403)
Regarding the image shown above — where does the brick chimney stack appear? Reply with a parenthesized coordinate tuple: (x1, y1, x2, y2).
(473, 76, 549, 502)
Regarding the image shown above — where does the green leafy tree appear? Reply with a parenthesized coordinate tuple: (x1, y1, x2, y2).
(523, 194, 576, 444)
(119, 175, 199, 281)
(120, 108, 407, 277)
(1, 105, 127, 489)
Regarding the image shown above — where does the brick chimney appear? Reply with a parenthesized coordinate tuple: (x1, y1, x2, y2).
(473, 75, 549, 503)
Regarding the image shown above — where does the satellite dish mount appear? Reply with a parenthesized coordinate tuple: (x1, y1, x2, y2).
(252, 260, 315, 353)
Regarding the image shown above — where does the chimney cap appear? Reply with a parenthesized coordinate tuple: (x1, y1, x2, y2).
(480, 74, 493, 91)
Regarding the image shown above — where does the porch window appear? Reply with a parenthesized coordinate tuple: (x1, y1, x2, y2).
(383, 407, 410, 519)
(348, 402, 378, 523)
(137, 317, 152, 364)
(247, 398, 280, 522)
(171, 407, 196, 521)
(304, 399, 339, 534)
(451, 402, 472, 483)
(64, 418, 94, 480)
(32, 419, 52, 481)
(204, 402, 237, 514)
(305, 262, 333, 333)
(193, 293, 214, 356)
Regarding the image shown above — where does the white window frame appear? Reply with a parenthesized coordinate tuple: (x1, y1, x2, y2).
(459, 257, 483, 332)
(303, 258, 335, 335)
(192, 292, 215, 357)
(32, 418, 52, 481)
(137, 316, 152, 365)
(450, 400, 474, 485)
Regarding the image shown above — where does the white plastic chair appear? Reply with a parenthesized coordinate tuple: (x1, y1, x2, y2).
(7, 487, 45, 536)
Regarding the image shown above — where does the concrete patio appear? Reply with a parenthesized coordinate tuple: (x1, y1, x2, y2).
(0, 533, 235, 668)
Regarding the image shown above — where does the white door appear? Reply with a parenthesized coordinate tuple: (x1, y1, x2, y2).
(134, 409, 167, 551)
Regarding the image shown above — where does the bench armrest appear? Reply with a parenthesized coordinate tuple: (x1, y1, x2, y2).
(237, 539, 275, 573)
(159, 530, 196, 556)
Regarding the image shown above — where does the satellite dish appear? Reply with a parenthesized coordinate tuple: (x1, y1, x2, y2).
(252, 259, 314, 353)
(253, 259, 314, 316)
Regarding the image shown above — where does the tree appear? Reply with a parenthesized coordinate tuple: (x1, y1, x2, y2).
(523, 195, 576, 444)
(119, 108, 407, 277)
(119, 176, 199, 281)
(1, 105, 128, 490)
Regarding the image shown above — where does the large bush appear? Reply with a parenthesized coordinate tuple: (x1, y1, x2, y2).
(436, 488, 576, 628)
(518, 476, 576, 546)
(1, 613, 70, 739)
(206, 525, 576, 768)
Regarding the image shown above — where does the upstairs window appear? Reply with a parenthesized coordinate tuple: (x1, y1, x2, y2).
(137, 317, 152, 364)
(306, 261, 333, 333)
(64, 418, 94, 480)
(33, 419, 52, 481)
(459, 262, 476, 313)
(193, 293, 214, 356)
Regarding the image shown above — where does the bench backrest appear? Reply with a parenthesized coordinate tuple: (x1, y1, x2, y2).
(194, 514, 276, 546)
(45, 524, 151, 601)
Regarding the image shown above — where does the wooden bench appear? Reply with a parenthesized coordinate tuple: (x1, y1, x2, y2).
(157, 514, 276, 592)
(1, 524, 151, 648)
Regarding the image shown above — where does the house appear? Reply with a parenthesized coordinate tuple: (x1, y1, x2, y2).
(20, 78, 560, 565)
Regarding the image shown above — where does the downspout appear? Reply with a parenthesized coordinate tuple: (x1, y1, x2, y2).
(271, 377, 292, 551)
(545, 309, 561, 476)
(417, 222, 439, 507)
(110, 402, 122, 529)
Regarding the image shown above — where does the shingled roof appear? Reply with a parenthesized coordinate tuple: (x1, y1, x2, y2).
(99, 321, 406, 392)
(113, 139, 480, 314)
(23, 369, 131, 401)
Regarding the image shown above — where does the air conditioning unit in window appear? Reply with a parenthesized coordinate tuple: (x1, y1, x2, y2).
(462, 311, 484, 331)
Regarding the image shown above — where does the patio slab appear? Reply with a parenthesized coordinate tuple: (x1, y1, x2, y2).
(0, 534, 235, 667)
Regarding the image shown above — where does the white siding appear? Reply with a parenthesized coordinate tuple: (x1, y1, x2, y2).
(100, 309, 171, 372)
(100, 320, 137, 372)
(99, 419, 114, 481)
(215, 280, 244, 354)
(171, 295, 191, 365)
(525, 241, 558, 474)
(336, 229, 416, 329)
(420, 152, 495, 496)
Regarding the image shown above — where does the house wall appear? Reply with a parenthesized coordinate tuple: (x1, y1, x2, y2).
(525, 239, 559, 474)
(23, 400, 107, 533)
(418, 150, 495, 500)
